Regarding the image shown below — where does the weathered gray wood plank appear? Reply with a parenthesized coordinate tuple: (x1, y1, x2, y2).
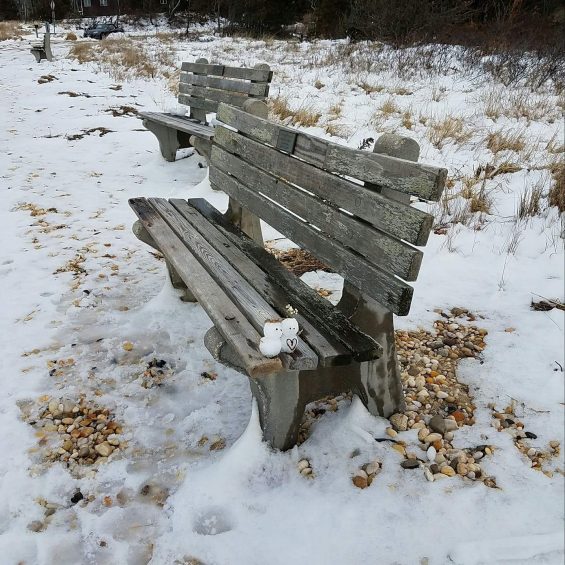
(208, 165, 414, 315)
(182, 198, 384, 362)
(180, 73, 269, 97)
(139, 112, 215, 139)
(216, 103, 447, 201)
(169, 198, 357, 366)
(213, 126, 432, 246)
(211, 143, 422, 280)
(178, 84, 249, 107)
(177, 95, 221, 113)
(128, 198, 282, 378)
(181, 62, 272, 82)
(148, 198, 318, 371)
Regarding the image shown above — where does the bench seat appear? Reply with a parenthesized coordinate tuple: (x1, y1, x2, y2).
(139, 112, 214, 140)
(129, 196, 382, 378)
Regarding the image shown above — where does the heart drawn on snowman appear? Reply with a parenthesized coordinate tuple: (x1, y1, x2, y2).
(286, 337, 297, 352)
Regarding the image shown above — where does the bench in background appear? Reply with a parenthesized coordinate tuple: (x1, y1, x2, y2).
(130, 102, 447, 450)
(139, 58, 273, 162)
(30, 31, 53, 63)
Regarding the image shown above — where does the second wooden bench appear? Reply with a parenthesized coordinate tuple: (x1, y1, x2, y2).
(139, 58, 273, 162)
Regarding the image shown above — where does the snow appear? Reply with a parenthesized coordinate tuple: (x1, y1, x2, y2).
(0, 23, 563, 565)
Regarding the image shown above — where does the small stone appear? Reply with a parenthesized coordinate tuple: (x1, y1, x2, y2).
(451, 411, 465, 423)
(27, 520, 44, 532)
(457, 463, 468, 476)
(549, 441, 560, 449)
(390, 413, 408, 432)
(426, 446, 437, 462)
(401, 459, 420, 469)
(423, 433, 442, 444)
(352, 474, 368, 489)
(365, 462, 380, 476)
(300, 467, 313, 477)
(527, 448, 536, 458)
(418, 427, 430, 442)
(441, 466, 456, 477)
(70, 491, 83, 504)
(392, 443, 406, 455)
(424, 467, 434, 482)
(94, 442, 113, 457)
(429, 415, 447, 434)
(297, 459, 310, 471)
(430, 463, 440, 474)
(386, 427, 398, 438)
(525, 431, 537, 439)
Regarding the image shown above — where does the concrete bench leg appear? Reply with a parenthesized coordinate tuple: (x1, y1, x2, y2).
(142, 119, 183, 162)
(336, 283, 405, 417)
(132, 220, 196, 302)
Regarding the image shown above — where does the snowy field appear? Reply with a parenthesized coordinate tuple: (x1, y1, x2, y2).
(0, 23, 564, 565)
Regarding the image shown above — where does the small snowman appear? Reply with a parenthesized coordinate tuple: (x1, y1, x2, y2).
(280, 317, 299, 353)
(259, 319, 283, 358)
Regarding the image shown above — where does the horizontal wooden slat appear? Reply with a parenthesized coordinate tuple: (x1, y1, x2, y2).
(148, 198, 318, 371)
(129, 198, 282, 378)
(212, 143, 422, 281)
(216, 103, 447, 201)
(181, 198, 383, 362)
(214, 124, 431, 246)
(139, 112, 214, 139)
(180, 72, 269, 97)
(209, 163, 414, 315)
(170, 199, 359, 366)
(181, 62, 273, 82)
(177, 95, 221, 112)
(178, 84, 249, 107)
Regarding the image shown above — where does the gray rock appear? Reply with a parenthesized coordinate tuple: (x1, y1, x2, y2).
(27, 520, 44, 532)
(401, 459, 420, 469)
(429, 415, 447, 434)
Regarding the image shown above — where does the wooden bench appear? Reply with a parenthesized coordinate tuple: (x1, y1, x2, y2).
(30, 31, 53, 63)
(129, 102, 447, 450)
(139, 58, 273, 162)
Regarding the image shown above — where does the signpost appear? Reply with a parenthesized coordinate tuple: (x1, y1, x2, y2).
(50, 1, 55, 33)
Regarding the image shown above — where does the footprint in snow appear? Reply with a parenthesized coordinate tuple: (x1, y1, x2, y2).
(192, 506, 234, 536)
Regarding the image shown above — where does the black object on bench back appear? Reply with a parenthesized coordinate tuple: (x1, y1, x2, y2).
(178, 61, 273, 123)
(210, 103, 447, 316)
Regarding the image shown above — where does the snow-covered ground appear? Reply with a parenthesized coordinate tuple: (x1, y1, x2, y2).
(0, 24, 563, 565)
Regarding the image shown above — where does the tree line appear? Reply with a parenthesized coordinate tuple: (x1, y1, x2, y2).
(2, 0, 563, 47)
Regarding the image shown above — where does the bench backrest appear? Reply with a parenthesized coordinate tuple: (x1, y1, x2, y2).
(210, 103, 447, 316)
(178, 59, 272, 123)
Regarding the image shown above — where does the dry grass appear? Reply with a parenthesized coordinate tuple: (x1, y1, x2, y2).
(68, 42, 97, 63)
(483, 87, 556, 122)
(401, 110, 414, 130)
(388, 86, 413, 96)
(0, 21, 23, 41)
(485, 129, 526, 155)
(328, 101, 343, 119)
(324, 123, 350, 138)
(378, 97, 400, 117)
(517, 179, 544, 220)
(358, 81, 384, 94)
(427, 116, 473, 149)
(68, 37, 175, 82)
(65, 32, 78, 41)
(269, 96, 321, 127)
(548, 162, 565, 213)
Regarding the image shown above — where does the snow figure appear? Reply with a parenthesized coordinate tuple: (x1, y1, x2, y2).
(259, 320, 283, 357)
(280, 317, 299, 353)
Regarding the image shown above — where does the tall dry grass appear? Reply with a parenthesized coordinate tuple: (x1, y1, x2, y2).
(0, 21, 23, 41)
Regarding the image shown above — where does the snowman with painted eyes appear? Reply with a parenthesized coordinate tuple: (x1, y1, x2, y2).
(259, 318, 300, 357)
